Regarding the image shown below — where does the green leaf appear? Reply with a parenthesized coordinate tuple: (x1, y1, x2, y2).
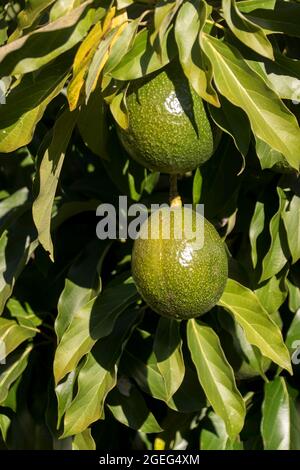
(151, 0, 180, 53)
(261, 187, 288, 282)
(0, 344, 32, 403)
(187, 319, 245, 439)
(200, 411, 242, 450)
(107, 384, 162, 433)
(0, 318, 35, 361)
(175, 0, 219, 106)
(55, 239, 110, 342)
(285, 309, 300, 361)
(261, 377, 300, 450)
(0, 412, 10, 442)
(7, 298, 42, 328)
(0, 1, 96, 76)
(0, 188, 29, 233)
(153, 318, 185, 401)
(222, 0, 274, 59)
(61, 306, 141, 437)
(282, 195, 300, 265)
(103, 19, 139, 75)
(32, 108, 78, 261)
(192, 168, 202, 205)
(0, 54, 71, 153)
(255, 137, 287, 171)
(286, 279, 300, 313)
(54, 277, 138, 385)
(249, 200, 265, 269)
(55, 370, 78, 429)
(255, 275, 287, 315)
(77, 90, 109, 159)
(72, 428, 96, 450)
(208, 95, 250, 157)
(201, 34, 300, 171)
(246, 3, 300, 37)
(218, 278, 292, 373)
(237, 0, 276, 14)
(50, 0, 78, 22)
(0, 213, 38, 315)
(110, 27, 176, 80)
(17, 0, 56, 30)
(109, 91, 129, 130)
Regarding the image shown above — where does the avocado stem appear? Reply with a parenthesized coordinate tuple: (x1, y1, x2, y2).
(169, 174, 182, 208)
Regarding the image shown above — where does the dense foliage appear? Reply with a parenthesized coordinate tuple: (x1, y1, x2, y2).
(0, 0, 300, 450)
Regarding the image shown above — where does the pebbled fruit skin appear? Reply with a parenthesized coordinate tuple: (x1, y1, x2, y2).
(117, 63, 216, 174)
(132, 207, 228, 320)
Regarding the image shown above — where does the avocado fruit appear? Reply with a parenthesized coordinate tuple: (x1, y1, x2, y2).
(131, 207, 228, 320)
(117, 62, 217, 174)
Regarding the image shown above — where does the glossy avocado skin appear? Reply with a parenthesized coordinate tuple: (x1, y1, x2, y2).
(132, 207, 228, 320)
(117, 63, 215, 174)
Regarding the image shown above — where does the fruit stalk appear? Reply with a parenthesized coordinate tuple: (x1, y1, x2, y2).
(169, 174, 182, 208)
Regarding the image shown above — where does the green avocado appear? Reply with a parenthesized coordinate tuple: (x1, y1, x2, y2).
(131, 207, 228, 320)
(117, 62, 217, 174)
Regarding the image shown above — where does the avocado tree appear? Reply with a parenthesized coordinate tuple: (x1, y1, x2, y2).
(0, 0, 300, 450)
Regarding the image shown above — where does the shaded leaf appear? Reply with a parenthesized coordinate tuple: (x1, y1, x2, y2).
(282, 195, 300, 265)
(107, 384, 162, 433)
(0, 1, 96, 76)
(153, 318, 185, 401)
(246, 3, 300, 37)
(261, 187, 288, 282)
(54, 277, 138, 384)
(0, 318, 35, 361)
(0, 344, 32, 403)
(0, 54, 71, 153)
(261, 377, 300, 450)
(61, 306, 141, 437)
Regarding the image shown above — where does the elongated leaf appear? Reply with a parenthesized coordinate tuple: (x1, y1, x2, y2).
(55, 370, 77, 429)
(175, 0, 219, 106)
(103, 19, 139, 74)
(0, 188, 29, 233)
(285, 309, 300, 362)
(246, 3, 300, 37)
(50, 0, 78, 22)
(223, 0, 274, 59)
(107, 384, 162, 433)
(286, 279, 300, 313)
(255, 275, 287, 315)
(249, 201, 264, 269)
(0, 54, 71, 153)
(0, 344, 32, 403)
(0, 213, 38, 315)
(200, 411, 242, 450)
(32, 109, 78, 260)
(282, 195, 300, 265)
(0, 1, 95, 76)
(18, 0, 56, 29)
(261, 378, 300, 450)
(202, 35, 300, 170)
(62, 307, 141, 437)
(255, 137, 288, 171)
(192, 168, 202, 205)
(55, 239, 110, 341)
(218, 278, 292, 373)
(153, 318, 185, 401)
(72, 428, 96, 450)
(261, 187, 288, 282)
(110, 27, 176, 80)
(54, 277, 138, 384)
(237, 0, 276, 14)
(209, 95, 250, 157)
(187, 320, 245, 438)
(0, 318, 35, 361)
(0, 413, 10, 442)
